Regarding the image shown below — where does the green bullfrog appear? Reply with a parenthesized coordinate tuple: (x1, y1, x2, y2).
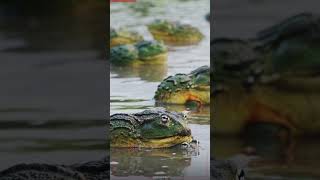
(110, 108, 193, 148)
(148, 19, 204, 46)
(110, 40, 168, 66)
(110, 27, 143, 48)
(212, 12, 320, 135)
(155, 65, 210, 105)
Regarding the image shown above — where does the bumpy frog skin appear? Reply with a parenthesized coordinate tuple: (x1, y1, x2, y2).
(110, 27, 143, 48)
(110, 40, 168, 65)
(155, 66, 210, 105)
(0, 158, 109, 180)
(110, 108, 192, 148)
(212, 13, 320, 135)
(148, 19, 204, 46)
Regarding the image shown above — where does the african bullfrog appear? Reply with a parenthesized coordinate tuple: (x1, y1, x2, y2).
(148, 19, 204, 46)
(110, 40, 168, 66)
(110, 27, 143, 48)
(155, 65, 210, 106)
(110, 108, 193, 148)
(212, 13, 320, 135)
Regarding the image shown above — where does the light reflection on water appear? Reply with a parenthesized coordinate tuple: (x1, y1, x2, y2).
(110, 0, 210, 179)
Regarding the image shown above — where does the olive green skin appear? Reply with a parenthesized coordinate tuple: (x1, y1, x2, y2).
(147, 19, 204, 46)
(110, 40, 168, 66)
(110, 27, 143, 47)
(155, 66, 210, 105)
(110, 108, 192, 148)
(212, 13, 320, 135)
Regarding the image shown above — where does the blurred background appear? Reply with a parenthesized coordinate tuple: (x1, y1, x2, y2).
(0, 0, 107, 170)
(213, 0, 320, 179)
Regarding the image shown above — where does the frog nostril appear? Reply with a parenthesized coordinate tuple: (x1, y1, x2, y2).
(180, 128, 191, 136)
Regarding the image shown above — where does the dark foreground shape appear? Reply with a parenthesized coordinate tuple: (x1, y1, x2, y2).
(0, 155, 250, 179)
(0, 157, 109, 180)
(211, 155, 254, 180)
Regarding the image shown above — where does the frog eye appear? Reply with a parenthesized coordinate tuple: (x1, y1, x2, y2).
(181, 110, 189, 120)
(183, 114, 188, 120)
(161, 115, 170, 123)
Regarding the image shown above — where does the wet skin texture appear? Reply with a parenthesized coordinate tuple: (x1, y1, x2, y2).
(148, 19, 204, 46)
(110, 40, 168, 66)
(110, 108, 192, 148)
(212, 13, 320, 135)
(155, 65, 210, 105)
(110, 27, 143, 48)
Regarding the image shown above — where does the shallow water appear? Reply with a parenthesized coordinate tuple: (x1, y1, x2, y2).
(0, 1, 106, 170)
(110, 0, 210, 179)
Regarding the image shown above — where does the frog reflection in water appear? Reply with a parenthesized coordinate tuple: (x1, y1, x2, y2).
(110, 144, 198, 177)
(110, 63, 167, 82)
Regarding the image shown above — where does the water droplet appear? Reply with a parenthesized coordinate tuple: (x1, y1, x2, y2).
(110, 161, 119, 165)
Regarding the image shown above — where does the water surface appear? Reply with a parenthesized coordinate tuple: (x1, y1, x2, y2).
(110, 0, 210, 179)
(0, 1, 106, 170)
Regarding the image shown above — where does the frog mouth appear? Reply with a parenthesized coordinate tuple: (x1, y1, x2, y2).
(111, 127, 192, 148)
(142, 135, 193, 148)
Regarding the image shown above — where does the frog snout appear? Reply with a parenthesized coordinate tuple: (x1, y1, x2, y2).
(179, 128, 192, 136)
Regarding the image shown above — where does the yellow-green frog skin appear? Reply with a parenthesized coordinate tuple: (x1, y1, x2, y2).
(110, 108, 192, 148)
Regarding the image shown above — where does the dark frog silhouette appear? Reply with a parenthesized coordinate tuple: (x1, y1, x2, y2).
(212, 12, 320, 135)
(0, 158, 109, 180)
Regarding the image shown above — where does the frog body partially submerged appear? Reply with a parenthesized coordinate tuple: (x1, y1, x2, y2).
(0, 158, 109, 180)
(110, 40, 168, 66)
(148, 19, 204, 46)
(110, 27, 143, 48)
(212, 13, 320, 135)
(155, 65, 210, 105)
(110, 108, 192, 148)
